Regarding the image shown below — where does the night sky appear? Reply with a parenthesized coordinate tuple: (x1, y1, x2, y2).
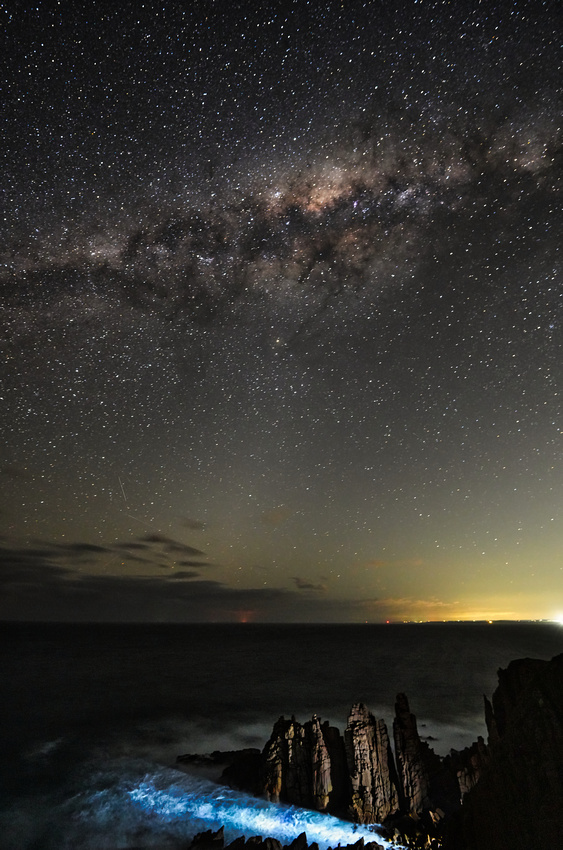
(1, 0, 562, 623)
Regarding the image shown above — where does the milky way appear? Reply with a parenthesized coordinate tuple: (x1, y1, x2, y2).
(4, 104, 560, 335)
(1, 0, 562, 622)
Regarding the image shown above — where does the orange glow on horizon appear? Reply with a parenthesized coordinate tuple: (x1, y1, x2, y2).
(237, 610, 255, 624)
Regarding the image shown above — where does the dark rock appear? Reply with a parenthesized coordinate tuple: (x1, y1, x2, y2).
(226, 838, 247, 850)
(446, 736, 490, 801)
(344, 703, 400, 823)
(452, 653, 563, 849)
(338, 838, 385, 850)
(421, 746, 460, 819)
(221, 748, 265, 794)
(387, 812, 446, 849)
(393, 694, 431, 814)
(179, 748, 261, 770)
(190, 827, 225, 850)
(345, 840, 365, 850)
(260, 840, 281, 850)
(285, 832, 309, 850)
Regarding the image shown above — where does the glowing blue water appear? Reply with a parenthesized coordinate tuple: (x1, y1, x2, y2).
(127, 769, 394, 849)
(1, 754, 395, 850)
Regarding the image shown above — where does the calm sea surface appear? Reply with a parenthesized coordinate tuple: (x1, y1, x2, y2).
(1, 621, 562, 849)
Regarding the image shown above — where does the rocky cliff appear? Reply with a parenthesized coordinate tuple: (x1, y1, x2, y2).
(344, 702, 399, 823)
(180, 652, 563, 849)
(451, 653, 563, 850)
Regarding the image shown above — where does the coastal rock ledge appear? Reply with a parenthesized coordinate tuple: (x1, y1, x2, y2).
(189, 828, 386, 850)
(179, 652, 563, 850)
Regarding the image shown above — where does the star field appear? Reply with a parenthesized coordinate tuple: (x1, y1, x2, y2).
(1, 0, 562, 622)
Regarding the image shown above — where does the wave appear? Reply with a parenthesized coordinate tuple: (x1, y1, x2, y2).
(1, 757, 393, 850)
(128, 767, 393, 848)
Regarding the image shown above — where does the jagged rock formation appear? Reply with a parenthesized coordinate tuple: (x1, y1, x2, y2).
(446, 737, 490, 801)
(189, 827, 385, 850)
(223, 700, 437, 826)
(452, 653, 563, 850)
(261, 714, 348, 812)
(183, 652, 563, 850)
(393, 694, 431, 815)
(344, 703, 399, 823)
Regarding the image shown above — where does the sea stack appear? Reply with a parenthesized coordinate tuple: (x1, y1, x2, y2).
(344, 702, 399, 823)
(262, 715, 348, 812)
(392, 692, 431, 814)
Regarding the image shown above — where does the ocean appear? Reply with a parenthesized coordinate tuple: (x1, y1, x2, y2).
(1, 621, 562, 850)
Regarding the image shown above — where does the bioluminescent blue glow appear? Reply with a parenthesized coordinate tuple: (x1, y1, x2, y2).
(16, 758, 394, 850)
(128, 773, 394, 850)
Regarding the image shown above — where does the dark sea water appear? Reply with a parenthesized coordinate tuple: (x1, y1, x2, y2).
(1, 621, 562, 850)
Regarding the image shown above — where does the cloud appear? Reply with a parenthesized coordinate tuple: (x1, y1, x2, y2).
(1, 546, 56, 563)
(292, 576, 327, 592)
(8, 540, 112, 561)
(169, 570, 201, 580)
(140, 533, 205, 556)
(63, 543, 109, 555)
(141, 533, 178, 544)
(0, 534, 210, 579)
(0, 541, 111, 569)
(178, 559, 209, 567)
(119, 553, 150, 564)
(0, 544, 73, 584)
(0, 541, 361, 622)
(0, 540, 460, 623)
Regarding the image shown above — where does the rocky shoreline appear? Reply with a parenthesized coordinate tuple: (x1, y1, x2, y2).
(188, 827, 392, 850)
(179, 653, 563, 850)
